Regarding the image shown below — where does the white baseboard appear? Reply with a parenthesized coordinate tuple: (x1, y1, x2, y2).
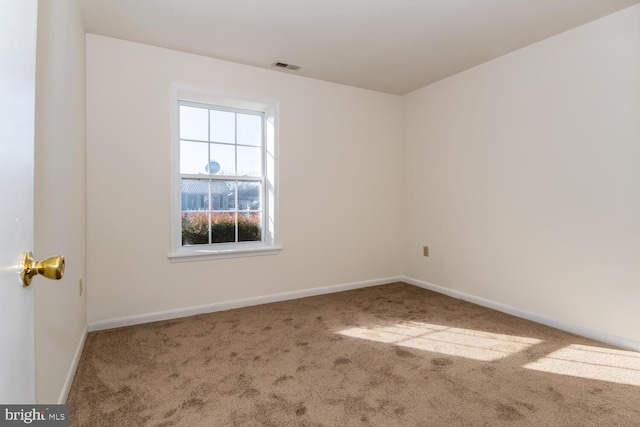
(86, 275, 640, 352)
(58, 325, 88, 404)
(401, 276, 640, 353)
(88, 276, 403, 332)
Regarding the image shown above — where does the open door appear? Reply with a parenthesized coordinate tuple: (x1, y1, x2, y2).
(0, 0, 38, 403)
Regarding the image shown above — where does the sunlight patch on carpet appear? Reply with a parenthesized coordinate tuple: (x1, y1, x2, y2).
(524, 344, 640, 386)
(338, 321, 542, 361)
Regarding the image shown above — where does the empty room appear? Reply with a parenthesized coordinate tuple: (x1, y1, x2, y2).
(1, 0, 639, 426)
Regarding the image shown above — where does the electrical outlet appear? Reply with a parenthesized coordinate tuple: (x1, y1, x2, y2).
(79, 278, 83, 296)
(423, 246, 429, 257)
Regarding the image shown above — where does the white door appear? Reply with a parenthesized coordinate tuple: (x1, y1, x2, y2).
(0, 0, 38, 404)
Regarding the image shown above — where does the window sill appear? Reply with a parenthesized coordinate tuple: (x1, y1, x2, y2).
(168, 244, 282, 263)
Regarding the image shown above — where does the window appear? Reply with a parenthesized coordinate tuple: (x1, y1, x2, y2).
(169, 88, 279, 261)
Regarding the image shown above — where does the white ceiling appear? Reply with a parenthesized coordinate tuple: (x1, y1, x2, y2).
(80, 0, 639, 95)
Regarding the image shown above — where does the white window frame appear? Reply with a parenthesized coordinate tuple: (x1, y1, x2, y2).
(168, 85, 281, 262)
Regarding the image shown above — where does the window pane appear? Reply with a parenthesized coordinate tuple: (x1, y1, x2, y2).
(180, 141, 209, 174)
(210, 110, 235, 143)
(237, 181, 261, 211)
(180, 106, 208, 141)
(211, 180, 235, 210)
(182, 211, 210, 245)
(178, 101, 272, 249)
(211, 212, 236, 243)
(237, 146, 262, 177)
(237, 114, 262, 146)
(181, 179, 209, 211)
(210, 143, 236, 175)
(239, 212, 262, 242)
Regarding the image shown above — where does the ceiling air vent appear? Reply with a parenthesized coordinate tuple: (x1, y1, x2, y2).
(272, 61, 301, 71)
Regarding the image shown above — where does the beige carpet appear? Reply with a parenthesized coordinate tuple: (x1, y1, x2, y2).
(67, 283, 640, 426)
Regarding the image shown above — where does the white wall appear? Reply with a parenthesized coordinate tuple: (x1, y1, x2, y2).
(404, 6, 640, 344)
(85, 35, 403, 324)
(34, 0, 87, 403)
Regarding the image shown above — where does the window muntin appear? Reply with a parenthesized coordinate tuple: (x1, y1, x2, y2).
(179, 101, 266, 247)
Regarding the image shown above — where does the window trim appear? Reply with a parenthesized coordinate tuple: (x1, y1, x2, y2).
(168, 85, 281, 262)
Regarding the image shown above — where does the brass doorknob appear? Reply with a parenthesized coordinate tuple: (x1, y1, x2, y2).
(19, 251, 65, 287)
